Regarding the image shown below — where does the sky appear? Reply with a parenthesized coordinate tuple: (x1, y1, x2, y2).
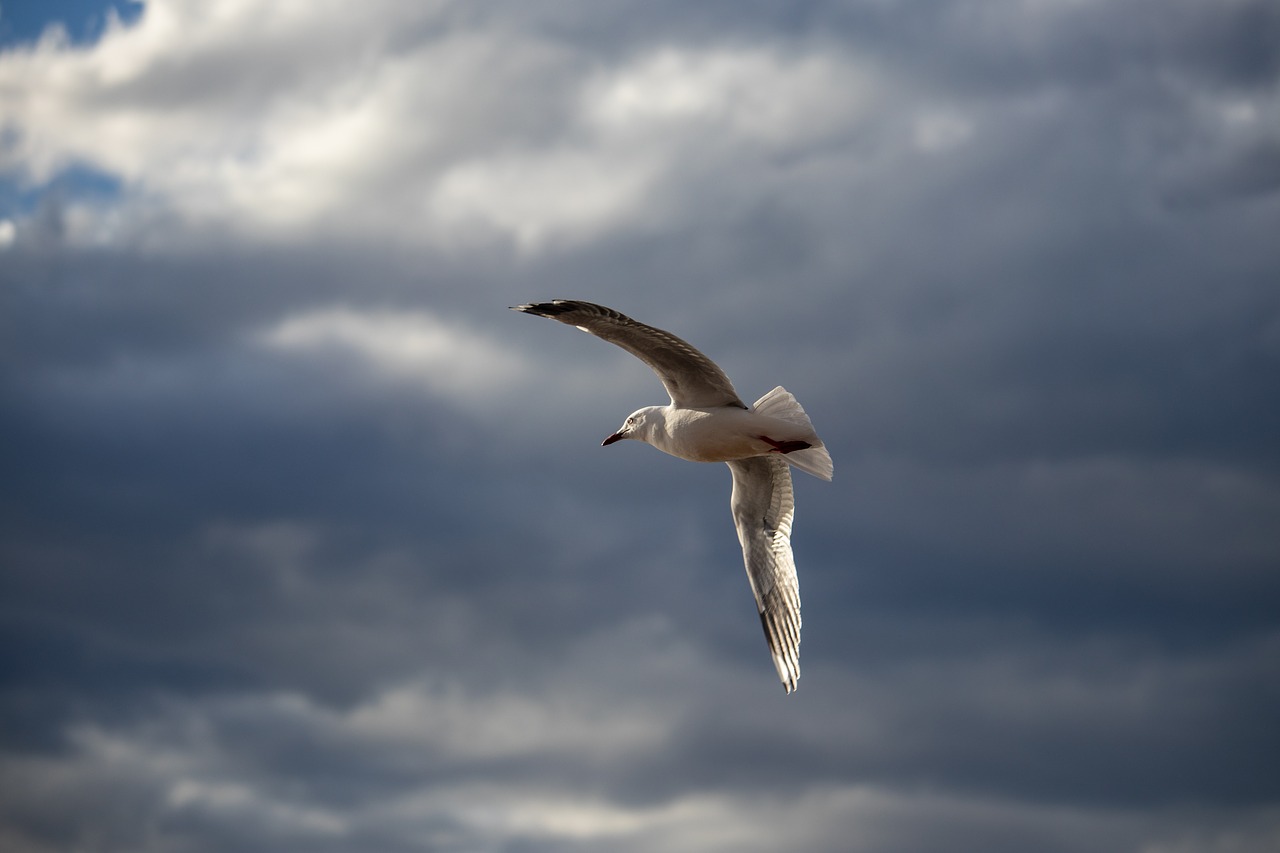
(1, 0, 1278, 850)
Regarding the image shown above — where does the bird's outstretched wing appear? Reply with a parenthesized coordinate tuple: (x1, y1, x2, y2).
(727, 455, 802, 693)
(512, 300, 746, 409)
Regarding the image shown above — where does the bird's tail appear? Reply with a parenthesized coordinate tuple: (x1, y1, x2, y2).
(752, 386, 833, 481)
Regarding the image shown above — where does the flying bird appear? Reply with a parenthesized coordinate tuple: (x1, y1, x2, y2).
(512, 299, 832, 693)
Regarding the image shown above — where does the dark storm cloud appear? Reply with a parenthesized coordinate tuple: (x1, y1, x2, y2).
(2, 0, 1279, 851)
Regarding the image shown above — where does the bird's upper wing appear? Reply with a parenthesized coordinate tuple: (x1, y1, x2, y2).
(727, 455, 801, 693)
(512, 300, 746, 409)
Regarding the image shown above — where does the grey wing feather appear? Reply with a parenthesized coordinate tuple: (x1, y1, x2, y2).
(727, 455, 802, 693)
(511, 300, 746, 409)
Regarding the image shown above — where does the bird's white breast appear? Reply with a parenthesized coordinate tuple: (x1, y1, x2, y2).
(649, 406, 812, 463)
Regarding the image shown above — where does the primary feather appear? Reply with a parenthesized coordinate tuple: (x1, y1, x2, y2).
(512, 300, 745, 409)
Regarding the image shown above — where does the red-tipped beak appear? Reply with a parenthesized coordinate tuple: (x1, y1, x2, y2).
(602, 432, 624, 446)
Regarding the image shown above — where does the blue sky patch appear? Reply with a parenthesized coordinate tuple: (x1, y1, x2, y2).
(0, 0, 142, 48)
(0, 163, 123, 220)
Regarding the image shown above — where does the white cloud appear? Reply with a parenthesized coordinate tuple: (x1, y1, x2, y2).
(10, 701, 1280, 852)
(428, 148, 660, 252)
(583, 47, 875, 146)
(164, 778, 348, 837)
(0, 1, 563, 245)
(259, 306, 526, 404)
(345, 679, 667, 760)
(422, 45, 879, 252)
(1, 5, 883, 253)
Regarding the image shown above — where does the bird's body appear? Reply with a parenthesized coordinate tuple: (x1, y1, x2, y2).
(512, 299, 832, 693)
(612, 404, 817, 464)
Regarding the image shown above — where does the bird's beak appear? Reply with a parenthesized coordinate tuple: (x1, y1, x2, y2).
(602, 432, 624, 446)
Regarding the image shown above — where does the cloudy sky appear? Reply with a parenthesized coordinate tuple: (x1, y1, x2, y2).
(2, 1, 1279, 850)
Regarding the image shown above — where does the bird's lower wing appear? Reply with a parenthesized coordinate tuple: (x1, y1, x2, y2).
(727, 456, 801, 693)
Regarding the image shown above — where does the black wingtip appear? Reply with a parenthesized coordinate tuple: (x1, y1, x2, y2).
(512, 300, 581, 319)
(759, 610, 800, 695)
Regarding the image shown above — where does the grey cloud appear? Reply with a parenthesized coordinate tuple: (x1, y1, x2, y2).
(2, 1, 1279, 851)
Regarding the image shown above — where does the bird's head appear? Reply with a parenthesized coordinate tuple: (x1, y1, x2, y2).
(602, 406, 662, 447)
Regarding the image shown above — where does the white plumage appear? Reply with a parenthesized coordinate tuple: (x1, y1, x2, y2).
(513, 299, 832, 693)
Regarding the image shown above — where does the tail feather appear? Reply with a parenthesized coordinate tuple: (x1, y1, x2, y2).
(752, 385, 813, 428)
(752, 386, 834, 481)
(785, 446, 834, 481)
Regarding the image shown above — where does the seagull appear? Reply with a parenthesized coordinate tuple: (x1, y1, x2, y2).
(512, 299, 832, 693)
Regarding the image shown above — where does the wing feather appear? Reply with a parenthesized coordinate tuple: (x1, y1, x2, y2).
(512, 300, 745, 408)
(727, 456, 802, 693)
